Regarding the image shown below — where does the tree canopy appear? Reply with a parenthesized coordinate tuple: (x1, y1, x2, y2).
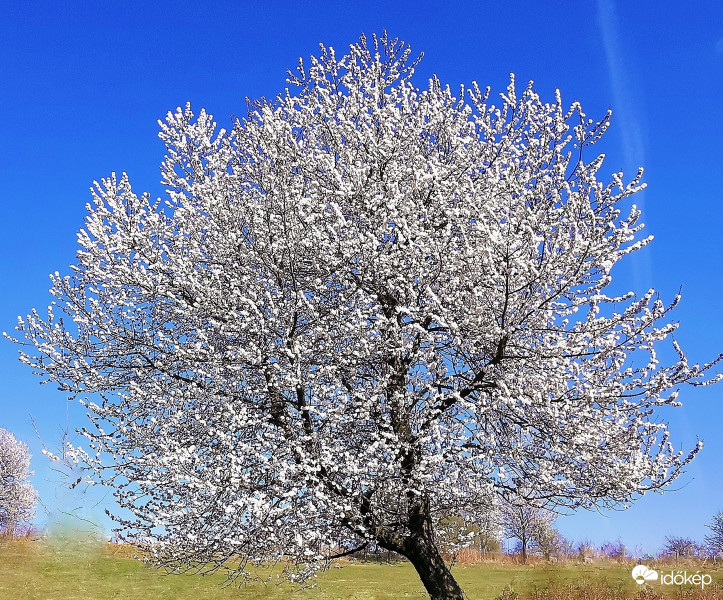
(9, 32, 721, 600)
(0, 428, 37, 536)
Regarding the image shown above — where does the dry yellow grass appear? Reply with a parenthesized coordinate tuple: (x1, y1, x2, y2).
(1, 537, 722, 600)
(496, 582, 723, 599)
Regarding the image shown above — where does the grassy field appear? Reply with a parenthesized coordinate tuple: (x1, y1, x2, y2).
(2, 537, 723, 600)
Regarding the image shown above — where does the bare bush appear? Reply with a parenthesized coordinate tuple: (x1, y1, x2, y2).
(660, 536, 704, 559)
(600, 539, 627, 561)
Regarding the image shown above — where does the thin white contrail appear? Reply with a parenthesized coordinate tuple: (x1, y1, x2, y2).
(596, 0, 651, 291)
(597, 1, 710, 507)
(596, 0, 646, 175)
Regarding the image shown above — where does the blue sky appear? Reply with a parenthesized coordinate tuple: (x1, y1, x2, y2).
(0, 0, 721, 554)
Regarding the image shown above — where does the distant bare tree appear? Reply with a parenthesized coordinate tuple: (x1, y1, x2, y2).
(704, 512, 723, 558)
(533, 521, 565, 560)
(661, 536, 703, 559)
(503, 502, 554, 563)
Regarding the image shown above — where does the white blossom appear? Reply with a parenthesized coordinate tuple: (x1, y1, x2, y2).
(0, 428, 37, 535)
(6, 32, 721, 599)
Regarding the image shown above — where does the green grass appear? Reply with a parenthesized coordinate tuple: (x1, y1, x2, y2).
(1, 538, 722, 599)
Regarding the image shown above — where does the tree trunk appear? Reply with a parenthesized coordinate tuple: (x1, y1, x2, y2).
(372, 497, 467, 600)
(403, 534, 466, 600)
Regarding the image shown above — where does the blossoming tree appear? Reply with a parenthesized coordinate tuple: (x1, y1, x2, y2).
(502, 500, 555, 562)
(8, 33, 721, 599)
(0, 428, 37, 536)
